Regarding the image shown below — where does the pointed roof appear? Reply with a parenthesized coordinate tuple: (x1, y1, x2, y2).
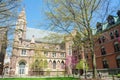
(18, 8, 26, 19)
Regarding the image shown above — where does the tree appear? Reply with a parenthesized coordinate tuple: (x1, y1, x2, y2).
(45, 0, 120, 78)
(31, 45, 48, 75)
(0, 0, 22, 54)
(76, 59, 89, 79)
(0, 0, 21, 28)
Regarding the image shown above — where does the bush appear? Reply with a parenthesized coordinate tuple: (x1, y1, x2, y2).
(116, 74, 120, 78)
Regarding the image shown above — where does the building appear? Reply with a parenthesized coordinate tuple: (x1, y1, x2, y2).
(88, 10, 120, 74)
(10, 9, 66, 76)
(0, 27, 7, 75)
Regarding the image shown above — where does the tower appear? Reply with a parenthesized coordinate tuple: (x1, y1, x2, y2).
(14, 8, 27, 44)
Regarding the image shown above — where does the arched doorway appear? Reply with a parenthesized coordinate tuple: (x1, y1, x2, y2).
(19, 62, 26, 75)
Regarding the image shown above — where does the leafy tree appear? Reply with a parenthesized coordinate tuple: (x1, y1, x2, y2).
(45, 0, 120, 78)
(76, 59, 89, 79)
(31, 45, 48, 72)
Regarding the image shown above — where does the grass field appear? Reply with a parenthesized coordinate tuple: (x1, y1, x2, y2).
(0, 77, 78, 80)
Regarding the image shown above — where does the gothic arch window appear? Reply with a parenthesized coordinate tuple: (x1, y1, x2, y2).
(114, 30, 119, 38)
(110, 32, 114, 39)
(116, 55, 120, 68)
(61, 61, 64, 69)
(19, 62, 26, 74)
(114, 42, 120, 52)
(53, 60, 56, 69)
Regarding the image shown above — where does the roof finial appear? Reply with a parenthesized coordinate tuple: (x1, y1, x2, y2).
(31, 35, 35, 43)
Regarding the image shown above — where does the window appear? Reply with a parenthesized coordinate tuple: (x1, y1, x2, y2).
(96, 22, 102, 32)
(44, 51, 48, 56)
(69, 46, 72, 55)
(61, 61, 64, 69)
(60, 53, 64, 57)
(78, 55, 81, 59)
(110, 32, 114, 39)
(114, 42, 120, 52)
(53, 61, 56, 69)
(21, 49, 26, 55)
(52, 53, 56, 57)
(98, 38, 101, 44)
(115, 30, 119, 38)
(101, 47, 106, 55)
(107, 15, 115, 25)
(102, 36, 105, 43)
(19, 62, 26, 74)
(102, 59, 109, 68)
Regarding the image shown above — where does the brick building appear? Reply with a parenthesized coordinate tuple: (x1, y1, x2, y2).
(87, 10, 120, 74)
(0, 27, 7, 75)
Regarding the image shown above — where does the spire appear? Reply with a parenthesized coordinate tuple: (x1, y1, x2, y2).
(18, 8, 26, 19)
(31, 35, 35, 43)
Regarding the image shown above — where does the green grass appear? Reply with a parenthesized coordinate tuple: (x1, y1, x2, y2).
(1, 77, 78, 80)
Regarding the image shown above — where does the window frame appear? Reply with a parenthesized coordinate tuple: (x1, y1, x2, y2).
(21, 49, 26, 56)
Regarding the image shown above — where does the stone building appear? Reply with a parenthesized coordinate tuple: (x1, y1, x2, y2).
(10, 9, 66, 76)
(0, 27, 7, 75)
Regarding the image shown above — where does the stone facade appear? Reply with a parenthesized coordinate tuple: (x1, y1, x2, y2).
(10, 9, 66, 76)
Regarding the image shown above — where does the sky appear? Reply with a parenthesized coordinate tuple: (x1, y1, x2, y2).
(22, 0, 46, 29)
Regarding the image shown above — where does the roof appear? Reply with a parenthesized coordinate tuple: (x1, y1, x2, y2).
(94, 16, 120, 34)
(25, 27, 64, 43)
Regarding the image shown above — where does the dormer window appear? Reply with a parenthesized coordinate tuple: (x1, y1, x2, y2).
(110, 32, 114, 39)
(107, 15, 115, 25)
(115, 30, 119, 38)
(96, 22, 102, 32)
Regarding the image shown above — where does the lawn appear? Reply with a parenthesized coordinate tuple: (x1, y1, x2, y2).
(1, 77, 78, 80)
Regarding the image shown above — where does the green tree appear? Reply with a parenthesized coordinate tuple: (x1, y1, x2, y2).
(76, 59, 89, 79)
(31, 45, 48, 74)
(45, 0, 120, 78)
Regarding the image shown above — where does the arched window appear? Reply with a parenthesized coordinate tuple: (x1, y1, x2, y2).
(110, 32, 114, 39)
(53, 60, 56, 69)
(115, 30, 119, 38)
(19, 62, 26, 74)
(61, 61, 64, 69)
(114, 42, 120, 52)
